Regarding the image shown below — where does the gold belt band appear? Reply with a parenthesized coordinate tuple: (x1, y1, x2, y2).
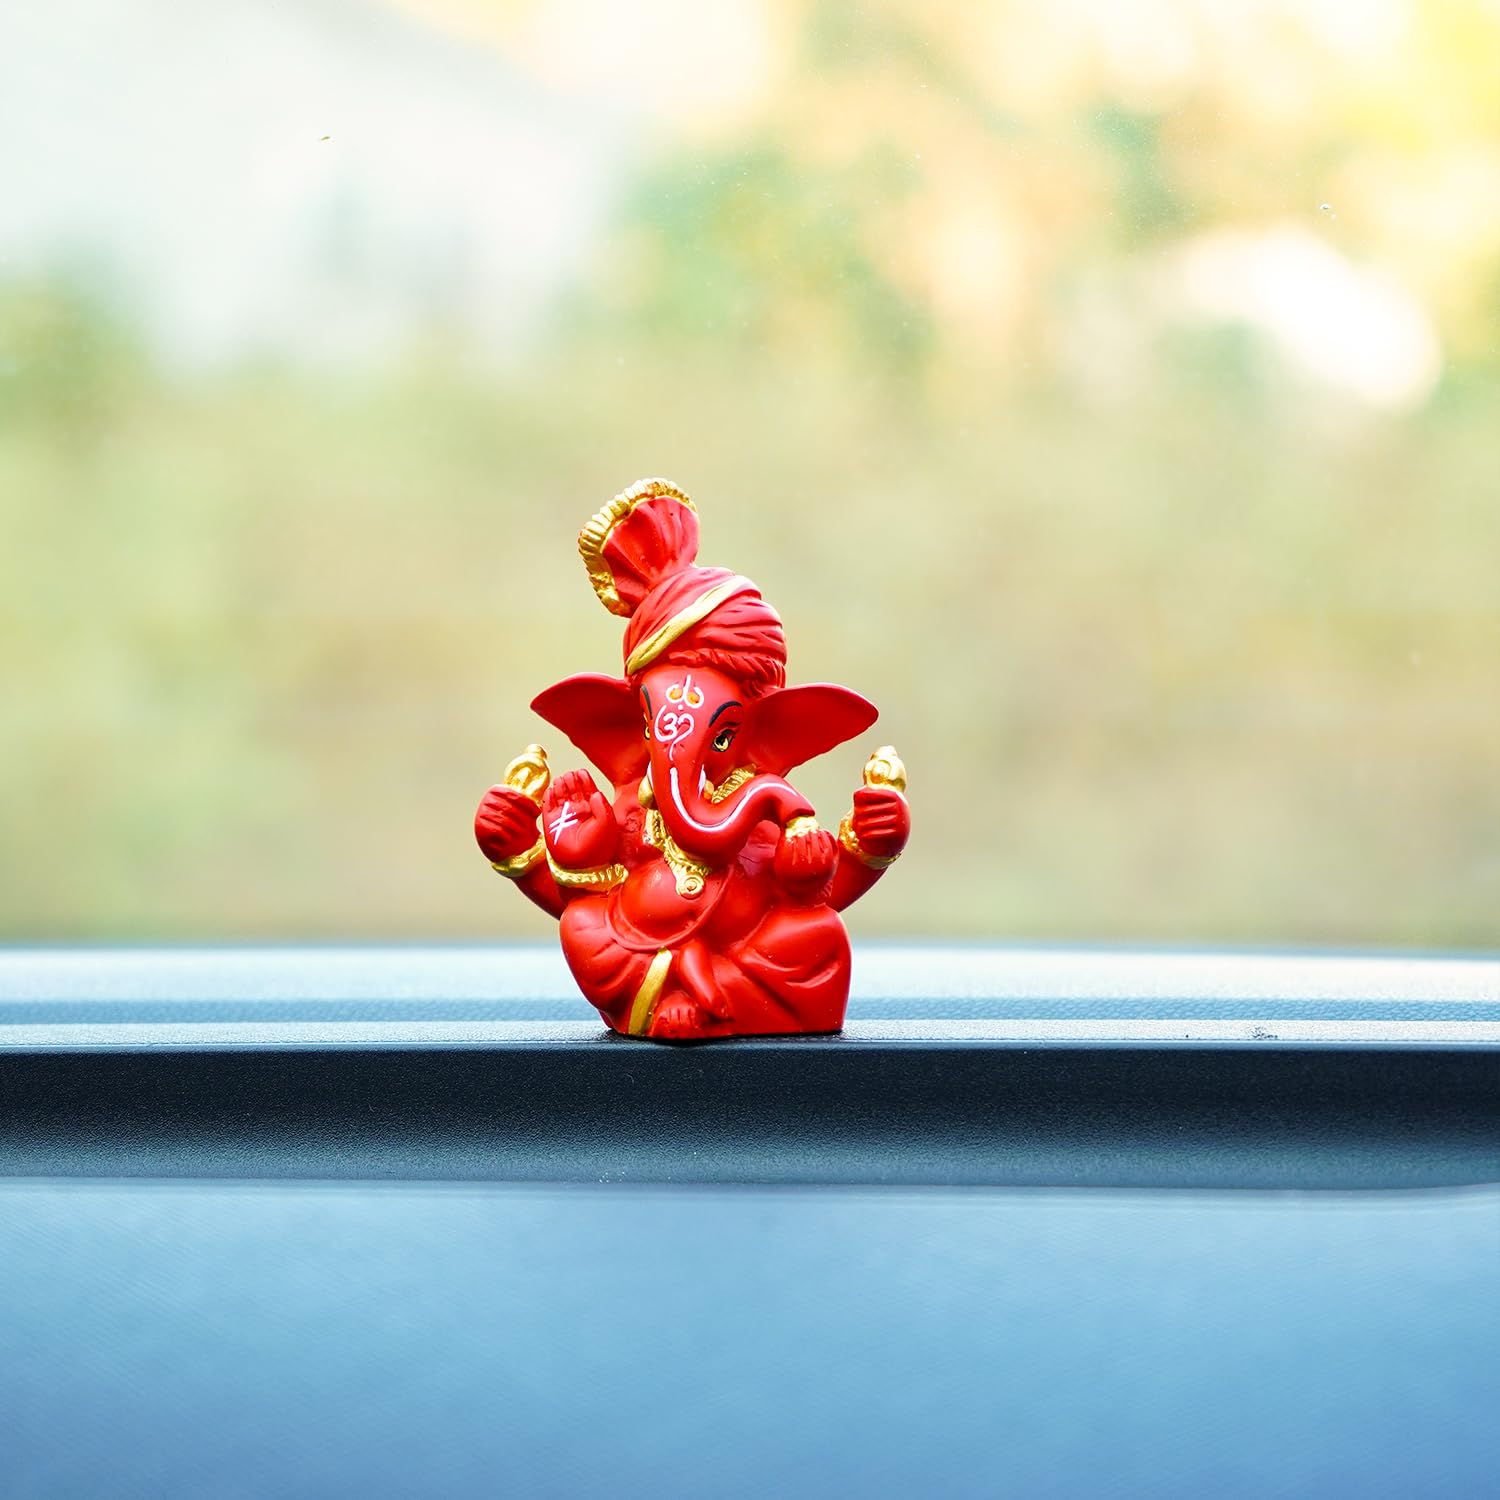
(627, 949, 674, 1035)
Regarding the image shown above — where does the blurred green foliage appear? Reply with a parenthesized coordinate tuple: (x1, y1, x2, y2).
(2, 0, 1498, 944)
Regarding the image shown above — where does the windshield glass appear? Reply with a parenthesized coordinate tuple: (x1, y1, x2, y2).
(3, 1, 1496, 946)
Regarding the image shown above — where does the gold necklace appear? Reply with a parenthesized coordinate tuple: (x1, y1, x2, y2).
(644, 808, 714, 897)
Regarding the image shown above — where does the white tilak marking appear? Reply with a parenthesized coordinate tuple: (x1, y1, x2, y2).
(654, 703, 693, 761)
(548, 803, 579, 839)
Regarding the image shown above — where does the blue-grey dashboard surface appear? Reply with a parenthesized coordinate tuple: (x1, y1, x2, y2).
(1, 945, 1496, 1498)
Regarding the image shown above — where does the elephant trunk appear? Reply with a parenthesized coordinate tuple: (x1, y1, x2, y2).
(659, 764, 813, 863)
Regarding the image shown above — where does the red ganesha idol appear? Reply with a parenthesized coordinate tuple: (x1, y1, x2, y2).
(474, 479, 910, 1041)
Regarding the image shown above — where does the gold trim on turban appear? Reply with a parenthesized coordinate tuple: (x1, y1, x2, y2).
(624, 576, 755, 674)
(577, 477, 695, 617)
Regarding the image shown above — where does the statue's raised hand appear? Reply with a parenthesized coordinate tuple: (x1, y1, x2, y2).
(474, 785, 540, 864)
(542, 769, 620, 871)
(849, 785, 910, 861)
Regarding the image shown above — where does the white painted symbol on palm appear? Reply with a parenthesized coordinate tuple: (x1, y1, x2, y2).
(548, 802, 579, 840)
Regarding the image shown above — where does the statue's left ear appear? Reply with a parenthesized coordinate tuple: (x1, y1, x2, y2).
(740, 683, 878, 776)
(530, 673, 647, 791)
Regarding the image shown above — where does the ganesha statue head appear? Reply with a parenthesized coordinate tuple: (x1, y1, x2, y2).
(475, 478, 910, 1041)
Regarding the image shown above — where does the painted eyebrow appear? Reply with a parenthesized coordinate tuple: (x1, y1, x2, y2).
(709, 700, 743, 727)
(641, 688, 653, 716)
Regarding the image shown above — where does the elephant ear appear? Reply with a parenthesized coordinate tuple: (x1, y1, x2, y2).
(530, 674, 647, 791)
(740, 683, 879, 777)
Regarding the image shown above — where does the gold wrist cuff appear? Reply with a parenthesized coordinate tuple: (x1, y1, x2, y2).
(838, 813, 901, 869)
(491, 837, 545, 879)
(546, 853, 627, 891)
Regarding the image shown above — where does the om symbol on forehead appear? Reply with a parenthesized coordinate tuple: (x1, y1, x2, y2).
(653, 673, 703, 755)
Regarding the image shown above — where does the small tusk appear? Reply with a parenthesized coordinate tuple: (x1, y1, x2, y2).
(669, 766, 744, 836)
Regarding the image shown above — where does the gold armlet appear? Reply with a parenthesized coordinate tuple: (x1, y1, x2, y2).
(546, 853, 627, 891)
(491, 837, 546, 879)
(838, 813, 901, 870)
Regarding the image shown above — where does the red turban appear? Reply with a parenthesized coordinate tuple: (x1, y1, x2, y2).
(579, 479, 787, 696)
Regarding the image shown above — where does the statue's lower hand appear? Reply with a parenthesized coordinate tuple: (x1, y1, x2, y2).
(850, 786, 910, 861)
(542, 769, 620, 870)
(774, 821, 839, 897)
(475, 785, 540, 864)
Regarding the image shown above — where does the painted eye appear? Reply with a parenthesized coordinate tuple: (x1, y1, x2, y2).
(712, 727, 735, 752)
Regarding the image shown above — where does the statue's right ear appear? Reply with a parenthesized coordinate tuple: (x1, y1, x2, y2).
(740, 683, 878, 776)
(530, 674, 647, 792)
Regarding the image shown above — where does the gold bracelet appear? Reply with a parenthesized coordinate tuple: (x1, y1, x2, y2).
(491, 837, 545, 879)
(546, 853, 627, 891)
(838, 813, 901, 869)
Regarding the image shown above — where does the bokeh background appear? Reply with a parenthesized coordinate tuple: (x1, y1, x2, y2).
(3, 0, 1497, 944)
